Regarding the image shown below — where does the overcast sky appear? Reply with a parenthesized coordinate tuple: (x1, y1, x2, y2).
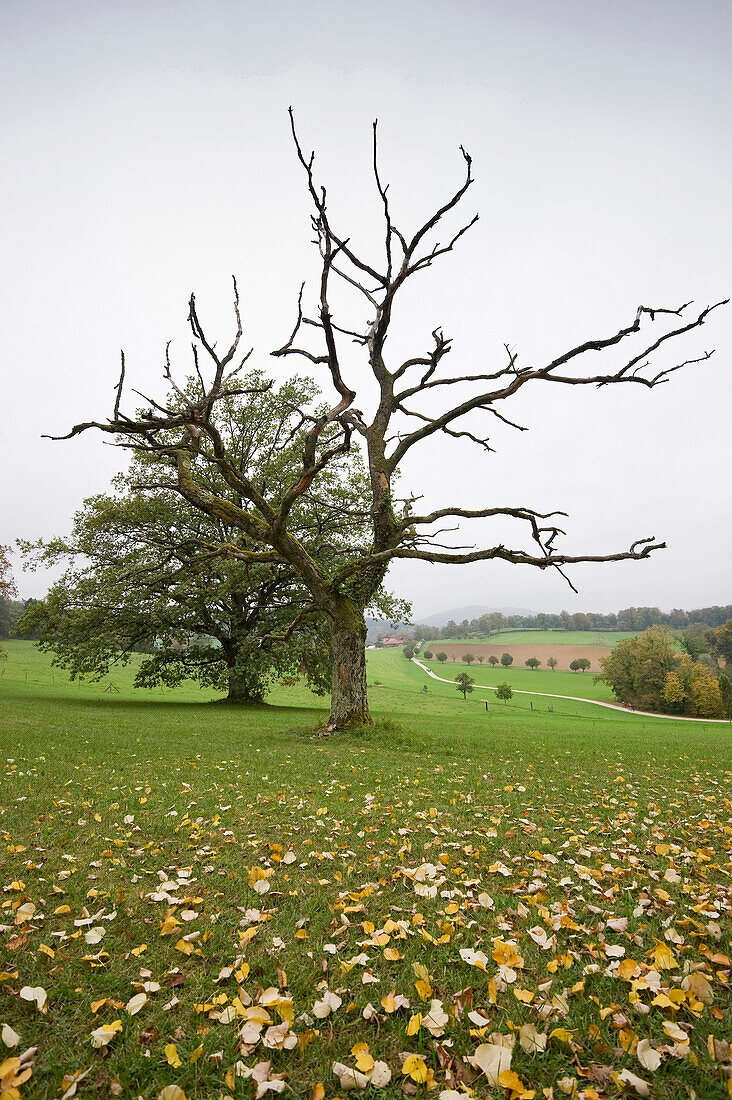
(2, 0, 730, 619)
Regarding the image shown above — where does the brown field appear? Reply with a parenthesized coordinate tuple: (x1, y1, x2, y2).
(418, 642, 610, 671)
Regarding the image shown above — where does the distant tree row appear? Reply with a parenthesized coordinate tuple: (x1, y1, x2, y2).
(412, 604, 732, 641)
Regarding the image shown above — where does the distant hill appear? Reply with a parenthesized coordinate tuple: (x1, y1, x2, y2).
(416, 604, 535, 627)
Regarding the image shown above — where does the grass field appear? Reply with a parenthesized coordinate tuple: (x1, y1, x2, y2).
(425, 631, 638, 647)
(1, 640, 730, 1100)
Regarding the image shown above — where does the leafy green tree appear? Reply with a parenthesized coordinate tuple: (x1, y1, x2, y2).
(423, 650, 433, 660)
(678, 624, 715, 661)
(0, 546, 17, 659)
(495, 682, 513, 701)
(598, 628, 721, 715)
(596, 628, 677, 709)
(525, 657, 540, 670)
(50, 115, 724, 727)
(19, 378, 399, 703)
(462, 653, 475, 665)
(488, 655, 499, 667)
(455, 672, 474, 699)
(437, 652, 448, 663)
(547, 656, 558, 670)
(569, 657, 591, 672)
(403, 643, 416, 660)
(500, 652, 513, 668)
(718, 673, 732, 720)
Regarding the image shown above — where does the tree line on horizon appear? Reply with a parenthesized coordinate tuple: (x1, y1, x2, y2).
(410, 604, 732, 642)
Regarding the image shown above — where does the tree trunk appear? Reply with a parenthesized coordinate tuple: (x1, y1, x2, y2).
(327, 603, 370, 728)
(226, 666, 262, 704)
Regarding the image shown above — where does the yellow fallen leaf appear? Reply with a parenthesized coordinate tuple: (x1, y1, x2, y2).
(158, 1088, 187, 1100)
(164, 1043, 182, 1069)
(650, 943, 676, 971)
(354, 1050, 374, 1072)
(499, 1069, 527, 1091)
(402, 1054, 428, 1083)
(406, 1012, 422, 1035)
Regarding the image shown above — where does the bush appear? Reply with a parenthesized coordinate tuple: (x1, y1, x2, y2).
(500, 653, 513, 667)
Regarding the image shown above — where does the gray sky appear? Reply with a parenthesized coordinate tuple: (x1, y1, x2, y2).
(2, 0, 730, 619)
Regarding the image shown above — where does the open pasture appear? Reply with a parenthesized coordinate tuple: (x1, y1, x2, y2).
(0, 641, 730, 1100)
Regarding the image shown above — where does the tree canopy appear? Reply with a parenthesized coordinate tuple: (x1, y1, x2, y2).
(596, 627, 724, 718)
(22, 376, 401, 702)
(49, 113, 726, 727)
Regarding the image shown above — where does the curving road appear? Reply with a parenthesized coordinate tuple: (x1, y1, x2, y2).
(411, 659, 730, 724)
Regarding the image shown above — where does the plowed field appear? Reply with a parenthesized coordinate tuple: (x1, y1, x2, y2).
(420, 642, 610, 671)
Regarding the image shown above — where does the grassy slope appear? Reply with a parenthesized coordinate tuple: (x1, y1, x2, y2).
(0, 641, 730, 1100)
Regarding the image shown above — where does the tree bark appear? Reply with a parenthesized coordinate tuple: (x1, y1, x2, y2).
(225, 666, 262, 704)
(327, 602, 370, 728)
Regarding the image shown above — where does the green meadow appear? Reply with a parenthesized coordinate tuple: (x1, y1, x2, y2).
(0, 640, 730, 1100)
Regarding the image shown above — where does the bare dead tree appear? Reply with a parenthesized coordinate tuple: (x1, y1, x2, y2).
(49, 112, 727, 728)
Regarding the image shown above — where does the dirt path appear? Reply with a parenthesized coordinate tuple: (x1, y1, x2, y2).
(411, 659, 731, 724)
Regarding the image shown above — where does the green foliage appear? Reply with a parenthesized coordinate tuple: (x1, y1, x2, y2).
(488, 655, 499, 666)
(436, 652, 447, 663)
(454, 671, 474, 699)
(423, 650, 433, 660)
(500, 652, 513, 667)
(711, 618, 732, 665)
(17, 375, 399, 703)
(462, 652, 475, 664)
(718, 672, 732, 720)
(525, 657, 540, 670)
(569, 657, 591, 672)
(598, 628, 723, 717)
(495, 681, 513, 701)
(678, 623, 715, 661)
(402, 643, 416, 659)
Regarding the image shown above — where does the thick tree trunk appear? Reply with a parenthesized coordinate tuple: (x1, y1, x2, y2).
(225, 667, 261, 704)
(327, 603, 370, 728)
